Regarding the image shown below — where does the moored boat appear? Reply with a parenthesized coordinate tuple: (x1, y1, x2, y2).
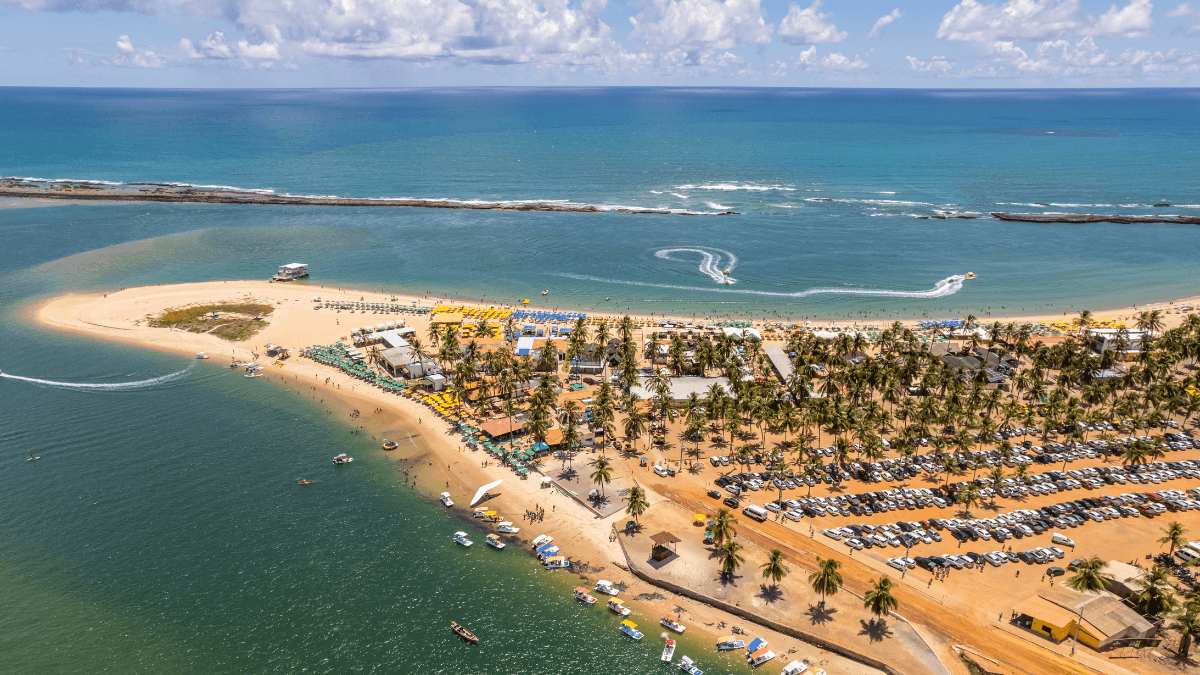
(607, 598, 631, 616)
(485, 533, 505, 550)
(453, 531, 473, 547)
(332, 453, 354, 465)
(618, 619, 643, 641)
(531, 534, 552, 549)
(715, 636, 745, 651)
(661, 614, 686, 633)
(593, 579, 619, 596)
(661, 639, 676, 663)
(496, 521, 520, 534)
(746, 647, 775, 668)
(573, 587, 597, 605)
(782, 660, 818, 675)
(450, 620, 479, 644)
(543, 556, 570, 570)
(535, 543, 559, 559)
(440, 492, 454, 507)
(196, 352, 210, 359)
(678, 655, 703, 675)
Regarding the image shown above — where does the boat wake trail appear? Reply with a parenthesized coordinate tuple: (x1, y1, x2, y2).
(654, 247, 738, 284)
(553, 274, 966, 300)
(0, 364, 195, 391)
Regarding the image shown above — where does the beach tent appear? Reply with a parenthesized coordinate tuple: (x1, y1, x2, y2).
(470, 479, 503, 507)
(515, 336, 536, 356)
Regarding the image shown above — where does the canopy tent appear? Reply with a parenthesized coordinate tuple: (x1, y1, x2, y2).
(470, 479, 503, 507)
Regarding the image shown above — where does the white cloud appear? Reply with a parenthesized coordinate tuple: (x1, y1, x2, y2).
(236, 40, 279, 59)
(795, 45, 818, 66)
(789, 46, 866, 71)
(116, 34, 134, 52)
(109, 35, 164, 67)
(906, 55, 954, 72)
(631, 0, 772, 52)
(869, 8, 903, 40)
(821, 52, 867, 69)
(964, 34, 1200, 76)
(937, 0, 1085, 42)
(1163, 2, 1191, 17)
(186, 31, 233, 58)
(1093, 0, 1154, 38)
(778, 1, 846, 45)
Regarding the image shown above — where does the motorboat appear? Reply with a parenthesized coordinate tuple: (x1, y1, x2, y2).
(245, 364, 262, 372)
(453, 531, 473, 547)
(965, 272, 977, 278)
(661, 640, 676, 663)
(678, 655, 703, 675)
(661, 614, 686, 633)
(332, 453, 354, 465)
(573, 587, 597, 605)
(745, 638, 768, 653)
(530, 534, 552, 549)
(450, 621, 479, 644)
(746, 648, 775, 668)
(781, 660, 812, 675)
(382, 440, 398, 451)
(496, 521, 520, 534)
(296, 479, 312, 485)
(245, 372, 261, 378)
(593, 580, 619, 596)
(543, 556, 570, 570)
(618, 620, 643, 641)
(479, 511, 499, 523)
(27, 455, 41, 462)
(485, 534, 505, 550)
(541, 290, 548, 295)
(196, 352, 210, 360)
(607, 598, 631, 617)
(440, 492, 454, 507)
(536, 544, 559, 560)
(715, 636, 744, 651)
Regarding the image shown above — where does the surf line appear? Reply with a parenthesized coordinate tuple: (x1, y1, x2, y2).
(0, 364, 194, 391)
(654, 247, 739, 284)
(554, 274, 967, 299)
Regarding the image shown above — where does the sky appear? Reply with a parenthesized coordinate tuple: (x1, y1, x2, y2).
(1, 0, 1199, 87)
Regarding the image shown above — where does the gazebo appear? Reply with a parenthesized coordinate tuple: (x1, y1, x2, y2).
(649, 531, 681, 561)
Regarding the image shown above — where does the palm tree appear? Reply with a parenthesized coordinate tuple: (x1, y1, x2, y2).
(717, 540, 744, 579)
(863, 575, 899, 620)
(711, 507, 738, 545)
(809, 558, 842, 608)
(623, 399, 648, 453)
(624, 486, 649, 524)
(760, 549, 790, 591)
(1064, 557, 1113, 593)
(1134, 566, 1178, 616)
(1160, 522, 1187, 554)
(1170, 609, 1200, 659)
(590, 458, 613, 498)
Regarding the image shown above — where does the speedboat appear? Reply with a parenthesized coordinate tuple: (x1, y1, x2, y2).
(965, 272, 977, 279)
(27, 455, 41, 462)
(573, 587, 597, 605)
(496, 521, 520, 534)
(450, 620, 479, 644)
(661, 614, 686, 633)
(618, 620, 643, 641)
(296, 479, 312, 485)
(382, 440, 398, 451)
(678, 655, 703, 675)
(196, 352, 209, 360)
(485, 534, 505, 550)
(593, 580, 619, 596)
(332, 453, 354, 465)
(715, 636, 744, 651)
(440, 492, 454, 507)
(661, 639, 676, 663)
(453, 531, 473, 547)
(543, 556, 570, 570)
(607, 598, 631, 616)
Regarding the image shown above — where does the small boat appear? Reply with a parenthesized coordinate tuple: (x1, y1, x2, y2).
(496, 521, 520, 534)
(781, 660, 812, 675)
(544, 556, 570, 570)
(661, 614, 686, 633)
(230, 361, 251, 368)
(573, 587, 598, 605)
(485, 533, 505, 550)
(480, 510, 499, 523)
(536, 544, 559, 559)
(746, 648, 775, 668)
(618, 619, 643, 641)
(965, 272, 977, 279)
(594, 580, 619, 596)
(27, 455, 41, 462)
(296, 479, 312, 485)
(440, 492, 454, 507)
(678, 655, 703, 675)
(531, 534, 552, 549)
(661, 639, 676, 663)
(453, 531, 473, 547)
(450, 620, 479, 644)
(715, 636, 744, 651)
(541, 290, 548, 295)
(382, 440, 398, 451)
(332, 453, 354, 465)
(196, 352, 210, 359)
(607, 598, 631, 616)
(245, 373, 261, 378)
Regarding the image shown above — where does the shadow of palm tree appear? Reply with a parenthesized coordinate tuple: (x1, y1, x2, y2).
(858, 618, 893, 643)
(806, 602, 837, 626)
(717, 572, 741, 587)
(757, 584, 784, 604)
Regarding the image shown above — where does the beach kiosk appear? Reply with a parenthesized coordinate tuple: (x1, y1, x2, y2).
(649, 531, 680, 562)
(273, 263, 308, 281)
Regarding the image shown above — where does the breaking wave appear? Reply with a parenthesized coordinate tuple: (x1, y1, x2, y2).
(554, 273, 967, 299)
(676, 183, 796, 191)
(0, 365, 194, 391)
(655, 247, 739, 284)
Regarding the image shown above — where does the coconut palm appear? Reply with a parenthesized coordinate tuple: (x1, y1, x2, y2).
(624, 486, 649, 524)
(717, 540, 744, 580)
(760, 549, 790, 590)
(809, 558, 842, 608)
(1171, 609, 1200, 658)
(1065, 557, 1112, 593)
(864, 575, 899, 620)
(711, 507, 738, 545)
(1134, 567, 1178, 617)
(590, 458, 613, 497)
(1160, 522, 1187, 554)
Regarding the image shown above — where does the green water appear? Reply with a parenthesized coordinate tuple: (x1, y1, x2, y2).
(0, 214, 756, 674)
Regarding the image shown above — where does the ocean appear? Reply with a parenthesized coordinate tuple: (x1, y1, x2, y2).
(1, 87, 1198, 674)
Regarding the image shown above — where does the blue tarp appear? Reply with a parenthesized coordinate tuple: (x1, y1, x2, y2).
(746, 638, 766, 653)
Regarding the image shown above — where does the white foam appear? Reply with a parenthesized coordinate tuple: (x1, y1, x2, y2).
(705, 201, 729, 210)
(676, 183, 796, 192)
(670, 192, 689, 199)
(0, 365, 194, 391)
(655, 247, 738, 284)
(555, 273, 966, 300)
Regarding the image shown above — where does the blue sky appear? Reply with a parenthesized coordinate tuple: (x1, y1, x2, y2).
(2, 0, 1199, 86)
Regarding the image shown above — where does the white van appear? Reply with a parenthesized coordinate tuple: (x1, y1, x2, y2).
(1051, 532, 1075, 548)
(653, 465, 669, 477)
(1177, 548, 1200, 564)
(743, 505, 769, 522)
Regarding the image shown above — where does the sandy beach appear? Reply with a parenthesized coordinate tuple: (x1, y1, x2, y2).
(32, 279, 1200, 675)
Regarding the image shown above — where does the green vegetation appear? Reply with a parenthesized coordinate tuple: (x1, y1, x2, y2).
(150, 303, 275, 341)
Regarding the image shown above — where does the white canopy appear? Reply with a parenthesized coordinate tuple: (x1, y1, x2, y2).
(470, 479, 503, 507)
